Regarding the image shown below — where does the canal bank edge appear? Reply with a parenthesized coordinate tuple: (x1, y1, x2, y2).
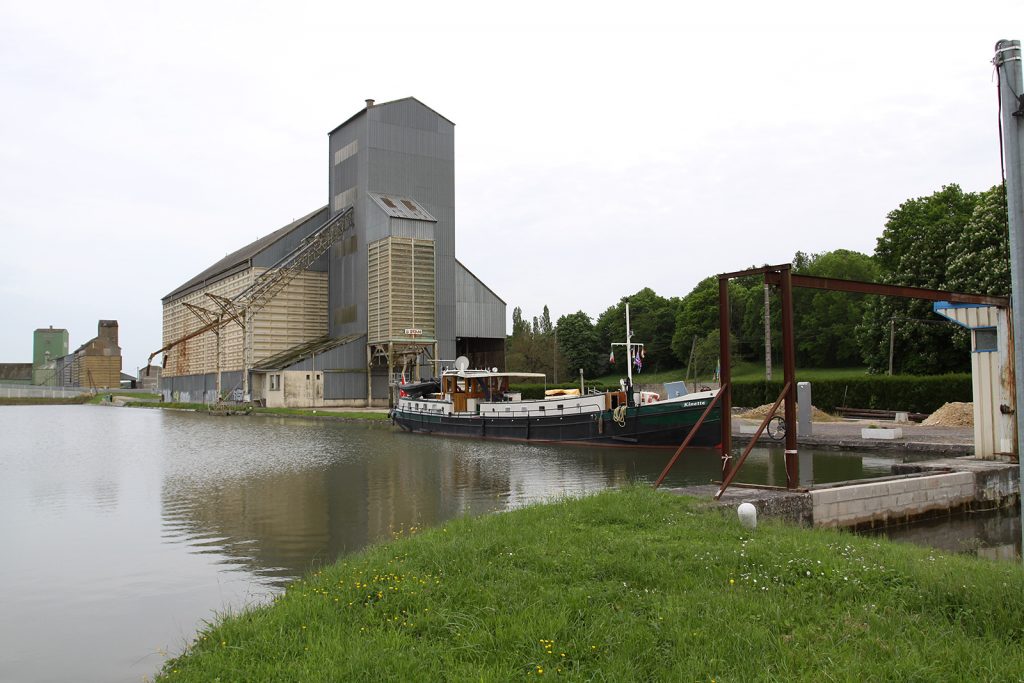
(154, 486, 1024, 681)
(673, 456, 1020, 530)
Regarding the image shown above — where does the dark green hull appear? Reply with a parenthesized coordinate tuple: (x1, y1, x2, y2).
(393, 399, 721, 448)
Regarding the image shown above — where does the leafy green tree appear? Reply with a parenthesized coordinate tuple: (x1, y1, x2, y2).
(556, 311, 601, 378)
(511, 307, 530, 338)
(507, 305, 564, 380)
(792, 249, 879, 367)
(857, 184, 979, 374)
(946, 185, 1010, 295)
(595, 288, 679, 375)
(671, 277, 720, 364)
(538, 306, 553, 335)
(671, 276, 758, 366)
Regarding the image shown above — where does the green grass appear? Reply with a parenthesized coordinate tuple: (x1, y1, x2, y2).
(129, 401, 208, 410)
(156, 487, 1024, 681)
(253, 407, 390, 420)
(87, 391, 162, 404)
(0, 395, 90, 406)
(124, 402, 388, 421)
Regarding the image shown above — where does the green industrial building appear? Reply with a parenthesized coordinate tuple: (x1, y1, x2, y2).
(33, 326, 68, 386)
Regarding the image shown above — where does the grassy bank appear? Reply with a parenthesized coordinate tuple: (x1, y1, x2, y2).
(125, 402, 389, 420)
(157, 488, 1024, 681)
(0, 395, 90, 406)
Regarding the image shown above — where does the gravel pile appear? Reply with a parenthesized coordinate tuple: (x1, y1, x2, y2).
(921, 402, 974, 427)
(738, 403, 841, 423)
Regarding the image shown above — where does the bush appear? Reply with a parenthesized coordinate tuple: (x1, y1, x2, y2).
(731, 374, 972, 414)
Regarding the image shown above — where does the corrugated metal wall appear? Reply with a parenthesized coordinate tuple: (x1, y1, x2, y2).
(367, 237, 436, 344)
(162, 370, 243, 403)
(455, 261, 506, 339)
(327, 99, 457, 391)
(162, 269, 328, 377)
(328, 114, 366, 345)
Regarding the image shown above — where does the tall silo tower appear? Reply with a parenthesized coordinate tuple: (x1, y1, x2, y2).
(326, 98, 457, 398)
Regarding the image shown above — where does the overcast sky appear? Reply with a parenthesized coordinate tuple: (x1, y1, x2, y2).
(0, 1, 1019, 372)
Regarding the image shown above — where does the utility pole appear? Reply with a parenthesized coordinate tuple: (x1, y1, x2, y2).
(994, 39, 1024, 559)
(888, 318, 895, 376)
(553, 327, 558, 384)
(764, 284, 772, 380)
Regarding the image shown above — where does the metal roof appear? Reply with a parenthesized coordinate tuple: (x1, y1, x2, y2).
(0, 363, 31, 381)
(456, 259, 506, 305)
(253, 333, 364, 371)
(162, 206, 328, 302)
(327, 97, 456, 137)
(368, 192, 437, 222)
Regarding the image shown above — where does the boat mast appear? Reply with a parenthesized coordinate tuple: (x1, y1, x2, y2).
(626, 303, 633, 386)
(611, 303, 643, 388)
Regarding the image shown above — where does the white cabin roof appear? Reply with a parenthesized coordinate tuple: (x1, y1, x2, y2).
(444, 369, 547, 381)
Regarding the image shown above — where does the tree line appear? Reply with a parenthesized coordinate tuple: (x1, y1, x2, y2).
(506, 183, 1010, 380)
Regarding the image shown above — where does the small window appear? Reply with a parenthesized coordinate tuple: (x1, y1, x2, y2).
(269, 374, 281, 391)
(974, 328, 998, 353)
(306, 374, 311, 380)
(316, 374, 321, 380)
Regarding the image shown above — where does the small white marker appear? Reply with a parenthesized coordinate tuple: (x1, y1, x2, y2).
(738, 502, 757, 530)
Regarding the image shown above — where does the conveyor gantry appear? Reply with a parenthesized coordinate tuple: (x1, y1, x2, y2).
(148, 207, 355, 400)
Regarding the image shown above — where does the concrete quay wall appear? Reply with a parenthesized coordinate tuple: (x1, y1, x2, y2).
(704, 458, 1019, 531)
(811, 472, 976, 529)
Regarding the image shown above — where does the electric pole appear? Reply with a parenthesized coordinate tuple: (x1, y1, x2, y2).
(764, 284, 772, 380)
(993, 38, 1024, 558)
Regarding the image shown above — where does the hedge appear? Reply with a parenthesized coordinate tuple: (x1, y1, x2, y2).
(730, 374, 972, 414)
(512, 375, 972, 413)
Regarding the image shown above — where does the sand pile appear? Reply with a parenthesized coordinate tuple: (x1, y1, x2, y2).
(922, 402, 973, 427)
(738, 403, 841, 423)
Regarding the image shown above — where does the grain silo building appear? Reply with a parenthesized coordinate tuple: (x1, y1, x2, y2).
(159, 97, 506, 406)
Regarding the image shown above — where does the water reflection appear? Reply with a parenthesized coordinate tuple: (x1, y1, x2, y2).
(156, 420, 726, 583)
(155, 416, 928, 584)
(862, 508, 1022, 561)
(0, 406, 991, 683)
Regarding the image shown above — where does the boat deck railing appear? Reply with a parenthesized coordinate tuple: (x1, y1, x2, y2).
(398, 400, 603, 419)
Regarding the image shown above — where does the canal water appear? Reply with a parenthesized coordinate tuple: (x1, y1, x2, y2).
(0, 405, 1016, 682)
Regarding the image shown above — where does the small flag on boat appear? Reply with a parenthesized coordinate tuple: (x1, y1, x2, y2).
(609, 350, 615, 364)
(634, 352, 643, 373)
(399, 370, 407, 397)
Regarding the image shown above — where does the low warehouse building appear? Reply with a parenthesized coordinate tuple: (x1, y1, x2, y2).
(159, 97, 506, 406)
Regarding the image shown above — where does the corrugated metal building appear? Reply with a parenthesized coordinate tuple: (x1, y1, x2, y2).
(0, 363, 32, 385)
(60, 320, 122, 389)
(160, 98, 505, 406)
(32, 326, 68, 386)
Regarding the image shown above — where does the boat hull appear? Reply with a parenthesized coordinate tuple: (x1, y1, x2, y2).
(392, 399, 721, 448)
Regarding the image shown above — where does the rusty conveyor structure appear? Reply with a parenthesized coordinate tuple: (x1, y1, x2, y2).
(654, 263, 1009, 497)
(147, 207, 355, 399)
